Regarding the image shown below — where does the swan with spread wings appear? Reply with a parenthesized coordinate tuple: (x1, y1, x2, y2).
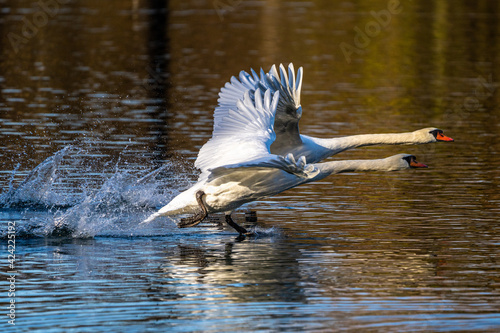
(142, 88, 427, 235)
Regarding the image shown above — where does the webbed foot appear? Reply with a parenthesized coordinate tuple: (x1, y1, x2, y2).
(225, 214, 253, 236)
(178, 190, 208, 228)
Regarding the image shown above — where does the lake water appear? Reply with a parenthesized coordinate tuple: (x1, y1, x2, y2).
(1, 0, 500, 332)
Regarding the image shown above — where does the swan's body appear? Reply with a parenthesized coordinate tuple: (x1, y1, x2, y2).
(145, 153, 424, 220)
(143, 89, 427, 228)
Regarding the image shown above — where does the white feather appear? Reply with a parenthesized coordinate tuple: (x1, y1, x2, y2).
(195, 89, 279, 180)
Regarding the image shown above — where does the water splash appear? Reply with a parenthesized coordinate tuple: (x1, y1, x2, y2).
(0, 144, 193, 238)
(1, 145, 79, 208)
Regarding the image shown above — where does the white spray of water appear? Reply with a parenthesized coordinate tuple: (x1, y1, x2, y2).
(1, 144, 193, 238)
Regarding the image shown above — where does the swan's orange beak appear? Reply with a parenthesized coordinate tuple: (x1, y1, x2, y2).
(410, 160, 428, 168)
(436, 132, 454, 142)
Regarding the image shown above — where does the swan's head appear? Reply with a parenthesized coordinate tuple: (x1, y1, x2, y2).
(399, 154, 428, 169)
(415, 128, 454, 142)
(382, 154, 428, 170)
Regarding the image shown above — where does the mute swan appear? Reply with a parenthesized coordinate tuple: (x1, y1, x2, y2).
(143, 89, 427, 235)
(195, 63, 453, 170)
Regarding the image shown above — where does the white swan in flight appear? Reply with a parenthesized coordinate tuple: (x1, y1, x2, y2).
(143, 89, 428, 235)
(194, 63, 453, 170)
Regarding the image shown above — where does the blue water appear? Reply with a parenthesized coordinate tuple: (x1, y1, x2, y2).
(8, 235, 500, 332)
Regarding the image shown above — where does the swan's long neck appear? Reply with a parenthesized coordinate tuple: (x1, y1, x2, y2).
(304, 131, 425, 161)
(311, 156, 405, 181)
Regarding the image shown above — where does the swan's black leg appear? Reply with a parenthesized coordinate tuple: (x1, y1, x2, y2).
(178, 191, 208, 228)
(225, 214, 254, 237)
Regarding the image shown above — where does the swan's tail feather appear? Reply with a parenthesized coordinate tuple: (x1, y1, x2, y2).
(141, 212, 161, 225)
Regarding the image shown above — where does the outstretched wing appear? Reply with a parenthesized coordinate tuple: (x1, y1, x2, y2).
(258, 64, 303, 154)
(213, 67, 261, 129)
(195, 88, 280, 180)
(215, 63, 304, 156)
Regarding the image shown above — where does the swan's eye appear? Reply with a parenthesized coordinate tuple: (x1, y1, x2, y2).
(429, 129, 442, 138)
(404, 155, 428, 168)
(403, 155, 420, 165)
(402, 155, 413, 165)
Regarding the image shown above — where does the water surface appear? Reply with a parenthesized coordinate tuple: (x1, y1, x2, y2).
(1, 0, 499, 332)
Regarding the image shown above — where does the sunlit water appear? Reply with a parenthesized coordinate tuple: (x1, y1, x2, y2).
(1, 1, 500, 332)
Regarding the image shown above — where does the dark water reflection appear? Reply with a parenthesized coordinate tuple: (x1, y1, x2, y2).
(1, 0, 500, 331)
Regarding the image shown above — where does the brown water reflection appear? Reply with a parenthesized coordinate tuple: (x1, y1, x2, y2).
(1, 0, 499, 331)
